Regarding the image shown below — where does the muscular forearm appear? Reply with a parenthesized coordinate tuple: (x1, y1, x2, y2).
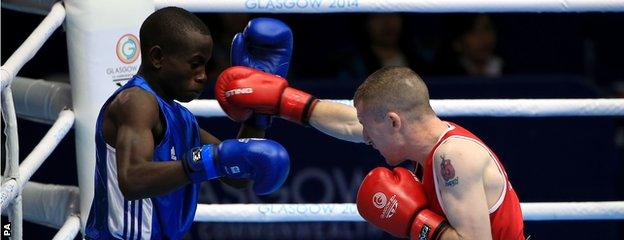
(120, 161, 189, 200)
(438, 226, 490, 240)
(439, 227, 463, 240)
(309, 101, 363, 143)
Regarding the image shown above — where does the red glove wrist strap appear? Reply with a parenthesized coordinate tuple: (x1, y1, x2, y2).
(279, 88, 318, 125)
(410, 209, 449, 240)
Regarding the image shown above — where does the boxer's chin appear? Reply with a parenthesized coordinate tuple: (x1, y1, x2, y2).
(177, 92, 200, 102)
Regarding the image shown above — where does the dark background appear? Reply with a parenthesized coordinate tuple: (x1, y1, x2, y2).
(2, 7, 624, 240)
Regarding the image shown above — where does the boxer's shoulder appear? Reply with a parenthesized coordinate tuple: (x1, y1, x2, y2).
(434, 136, 490, 175)
(108, 86, 151, 107)
(104, 87, 160, 132)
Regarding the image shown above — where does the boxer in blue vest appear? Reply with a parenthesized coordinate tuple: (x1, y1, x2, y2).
(86, 7, 293, 239)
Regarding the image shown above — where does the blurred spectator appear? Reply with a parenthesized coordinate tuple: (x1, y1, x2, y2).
(334, 13, 429, 81)
(433, 14, 504, 77)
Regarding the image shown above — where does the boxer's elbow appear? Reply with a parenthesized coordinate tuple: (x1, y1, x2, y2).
(347, 121, 364, 143)
(338, 120, 364, 143)
(118, 173, 149, 200)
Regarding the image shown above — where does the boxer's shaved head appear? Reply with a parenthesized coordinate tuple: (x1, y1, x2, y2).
(140, 6, 210, 59)
(354, 66, 434, 122)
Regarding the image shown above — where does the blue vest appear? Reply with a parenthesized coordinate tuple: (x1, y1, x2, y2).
(86, 75, 201, 239)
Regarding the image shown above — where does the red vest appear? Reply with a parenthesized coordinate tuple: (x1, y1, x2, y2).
(419, 122, 525, 240)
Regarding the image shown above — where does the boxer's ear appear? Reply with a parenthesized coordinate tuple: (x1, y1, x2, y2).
(387, 112, 401, 130)
(149, 45, 164, 69)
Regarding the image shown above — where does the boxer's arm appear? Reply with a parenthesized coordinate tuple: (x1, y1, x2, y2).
(111, 89, 189, 200)
(309, 101, 364, 143)
(434, 138, 493, 240)
(199, 128, 220, 144)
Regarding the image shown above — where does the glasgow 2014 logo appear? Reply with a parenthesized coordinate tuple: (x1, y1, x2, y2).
(116, 34, 140, 64)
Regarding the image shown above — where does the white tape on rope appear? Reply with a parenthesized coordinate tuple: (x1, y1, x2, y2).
(52, 215, 81, 240)
(0, 110, 75, 210)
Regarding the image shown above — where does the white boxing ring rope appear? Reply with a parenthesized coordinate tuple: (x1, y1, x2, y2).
(52, 215, 81, 240)
(181, 99, 624, 118)
(183, 99, 624, 222)
(154, 0, 624, 13)
(0, 2, 65, 90)
(0, 109, 75, 210)
(1, 2, 74, 240)
(193, 202, 624, 222)
(2, 0, 624, 240)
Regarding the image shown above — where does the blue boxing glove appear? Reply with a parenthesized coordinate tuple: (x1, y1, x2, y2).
(231, 18, 293, 78)
(231, 18, 293, 129)
(182, 138, 290, 195)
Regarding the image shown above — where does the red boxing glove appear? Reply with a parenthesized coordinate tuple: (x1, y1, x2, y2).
(356, 167, 448, 240)
(215, 66, 318, 125)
